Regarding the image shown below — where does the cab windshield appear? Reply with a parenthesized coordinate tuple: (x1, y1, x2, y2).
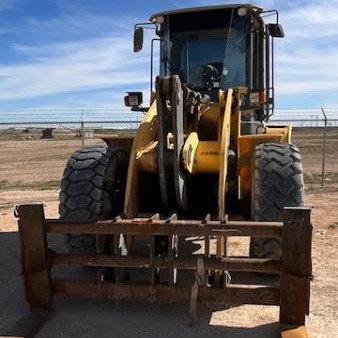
(164, 9, 250, 90)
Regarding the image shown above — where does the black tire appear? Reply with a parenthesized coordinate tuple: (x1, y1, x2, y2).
(59, 145, 128, 253)
(250, 143, 304, 258)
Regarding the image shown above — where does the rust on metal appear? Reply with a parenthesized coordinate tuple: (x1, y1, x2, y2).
(132, 213, 160, 223)
(280, 325, 309, 338)
(52, 254, 281, 274)
(189, 255, 207, 325)
(280, 207, 312, 327)
(17, 204, 52, 310)
(16, 204, 312, 335)
(53, 280, 280, 305)
(167, 234, 174, 285)
(166, 213, 178, 223)
(46, 219, 283, 237)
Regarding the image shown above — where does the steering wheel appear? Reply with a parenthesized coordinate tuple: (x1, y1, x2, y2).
(201, 63, 221, 87)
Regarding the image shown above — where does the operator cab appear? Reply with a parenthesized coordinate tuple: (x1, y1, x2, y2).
(129, 4, 284, 119)
(157, 7, 249, 94)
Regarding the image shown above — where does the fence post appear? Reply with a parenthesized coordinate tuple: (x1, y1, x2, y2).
(321, 108, 328, 187)
(280, 207, 312, 327)
(17, 204, 52, 310)
(81, 120, 85, 147)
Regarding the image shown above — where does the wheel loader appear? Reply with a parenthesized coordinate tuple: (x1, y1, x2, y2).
(14, 5, 312, 335)
(59, 4, 304, 270)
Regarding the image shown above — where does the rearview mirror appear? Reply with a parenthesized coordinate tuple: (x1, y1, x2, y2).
(268, 23, 285, 38)
(133, 27, 144, 52)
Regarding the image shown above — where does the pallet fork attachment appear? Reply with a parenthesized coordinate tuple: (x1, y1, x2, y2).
(13, 204, 312, 337)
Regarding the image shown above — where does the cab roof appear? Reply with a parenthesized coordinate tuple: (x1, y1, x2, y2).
(149, 4, 263, 22)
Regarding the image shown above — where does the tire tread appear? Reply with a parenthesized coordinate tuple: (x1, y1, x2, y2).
(251, 143, 304, 258)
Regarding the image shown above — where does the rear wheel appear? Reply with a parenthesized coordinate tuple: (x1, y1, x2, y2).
(59, 145, 128, 253)
(250, 143, 304, 258)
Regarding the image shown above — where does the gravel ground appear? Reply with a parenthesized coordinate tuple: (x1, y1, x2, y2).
(0, 129, 337, 337)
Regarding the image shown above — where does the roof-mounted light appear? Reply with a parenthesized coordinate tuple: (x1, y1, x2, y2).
(151, 15, 164, 24)
(237, 7, 248, 17)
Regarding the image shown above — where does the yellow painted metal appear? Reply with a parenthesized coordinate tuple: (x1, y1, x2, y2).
(237, 134, 284, 198)
(182, 133, 219, 174)
(97, 134, 134, 150)
(214, 88, 246, 266)
(280, 326, 308, 338)
(230, 87, 248, 151)
(182, 132, 199, 174)
(265, 125, 292, 144)
(218, 88, 233, 221)
(194, 141, 219, 173)
(122, 86, 293, 214)
(238, 134, 285, 160)
(215, 88, 233, 265)
(136, 141, 158, 172)
(237, 124, 292, 199)
(123, 101, 158, 218)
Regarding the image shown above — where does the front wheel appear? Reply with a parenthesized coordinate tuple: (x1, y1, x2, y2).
(59, 145, 128, 253)
(250, 143, 304, 258)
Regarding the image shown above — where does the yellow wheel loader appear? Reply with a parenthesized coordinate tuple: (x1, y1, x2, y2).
(15, 5, 312, 336)
(59, 4, 303, 269)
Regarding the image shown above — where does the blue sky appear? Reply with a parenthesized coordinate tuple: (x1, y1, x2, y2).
(0, 0, 337, 111)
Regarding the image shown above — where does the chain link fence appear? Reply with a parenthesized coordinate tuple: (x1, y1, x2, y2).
(0, 109, 142, 221)
(0, 109, 337, 221)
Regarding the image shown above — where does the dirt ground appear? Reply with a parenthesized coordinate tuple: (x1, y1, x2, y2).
(0, 128, 337, 337)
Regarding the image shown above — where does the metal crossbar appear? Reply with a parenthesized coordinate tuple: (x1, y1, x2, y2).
(16, 204, 312, 338)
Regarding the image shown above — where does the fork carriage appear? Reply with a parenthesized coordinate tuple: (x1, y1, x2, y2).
(17, 204, 312, 337)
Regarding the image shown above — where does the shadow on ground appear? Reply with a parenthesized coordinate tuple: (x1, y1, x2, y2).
(0, 232, 28, 334)
(0, 232, 280, 338)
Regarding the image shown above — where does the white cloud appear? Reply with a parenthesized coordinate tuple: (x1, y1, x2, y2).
(24, 10, 138, 38)
(273, 1, 338, 97)
(278, 80, 338, 95)
(1, 0, 338, 110)
(277, 46, 338, 73)
(282, 0, 338, 39)
(0, 6, 158, 106)
(0, 34, 153, 101)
